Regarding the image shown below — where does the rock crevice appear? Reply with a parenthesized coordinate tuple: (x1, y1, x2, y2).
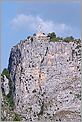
(2, 34, 81, 121)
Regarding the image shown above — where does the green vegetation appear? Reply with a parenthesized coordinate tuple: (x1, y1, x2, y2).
(64, 37, 81, 43)
(48, 32, 62, 42)
(1, 68, 10, 79)
(13, 113, 21, 121)
(48, 32, 56, 38)
(50, 37, 59, 42)
(48, 32, 81, 43)
(1, 68, 15, 109)
(75, 39, 81, 44)
(6, 93, 15, 109)
(63, 36, 74, 42)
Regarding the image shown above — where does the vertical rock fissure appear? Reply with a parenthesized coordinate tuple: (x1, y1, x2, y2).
(37, 46, 49, 117)
(4, 34, 81, 121)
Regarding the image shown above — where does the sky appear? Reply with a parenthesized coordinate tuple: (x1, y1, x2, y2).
(1, 1, 81, 72)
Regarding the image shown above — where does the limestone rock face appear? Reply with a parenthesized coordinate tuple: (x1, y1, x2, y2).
(8, 35, 81, 122)
(1, 75, 9, 96)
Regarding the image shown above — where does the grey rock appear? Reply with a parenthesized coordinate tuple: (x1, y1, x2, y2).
(7, 33, 81, 121)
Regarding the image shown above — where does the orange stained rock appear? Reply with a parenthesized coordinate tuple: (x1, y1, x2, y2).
(32, 66, 40, 76)
(47, 59, 52, 65)
(48, 53, 54, 59)
(40, 72, 46, 81)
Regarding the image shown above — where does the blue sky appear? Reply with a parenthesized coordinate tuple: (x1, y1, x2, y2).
(1, 1, 80, 71)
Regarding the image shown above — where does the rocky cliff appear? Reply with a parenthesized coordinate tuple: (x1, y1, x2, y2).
(1, 33, 81, 122)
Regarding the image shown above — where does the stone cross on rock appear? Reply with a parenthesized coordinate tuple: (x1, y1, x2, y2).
(37, 23, 43, 33)
(38, 24, 42, 32)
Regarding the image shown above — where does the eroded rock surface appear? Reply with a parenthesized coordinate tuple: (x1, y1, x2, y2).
(1, 75, 9, 96)
(5, 34, 81, 121)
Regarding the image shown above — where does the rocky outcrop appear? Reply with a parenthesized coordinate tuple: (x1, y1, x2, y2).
(2, 33, 81, 121)
(1, 75, 9, 96)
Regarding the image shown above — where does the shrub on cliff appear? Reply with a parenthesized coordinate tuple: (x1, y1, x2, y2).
(48, 32, 56, 39)
(64, 36, 74, 42)
(48, 32, 60, 42)
(13, 113, 21, 121)
(50, 37, 59, 42)
(1, 68, 10, 79)
(1, 68, 15, 109)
